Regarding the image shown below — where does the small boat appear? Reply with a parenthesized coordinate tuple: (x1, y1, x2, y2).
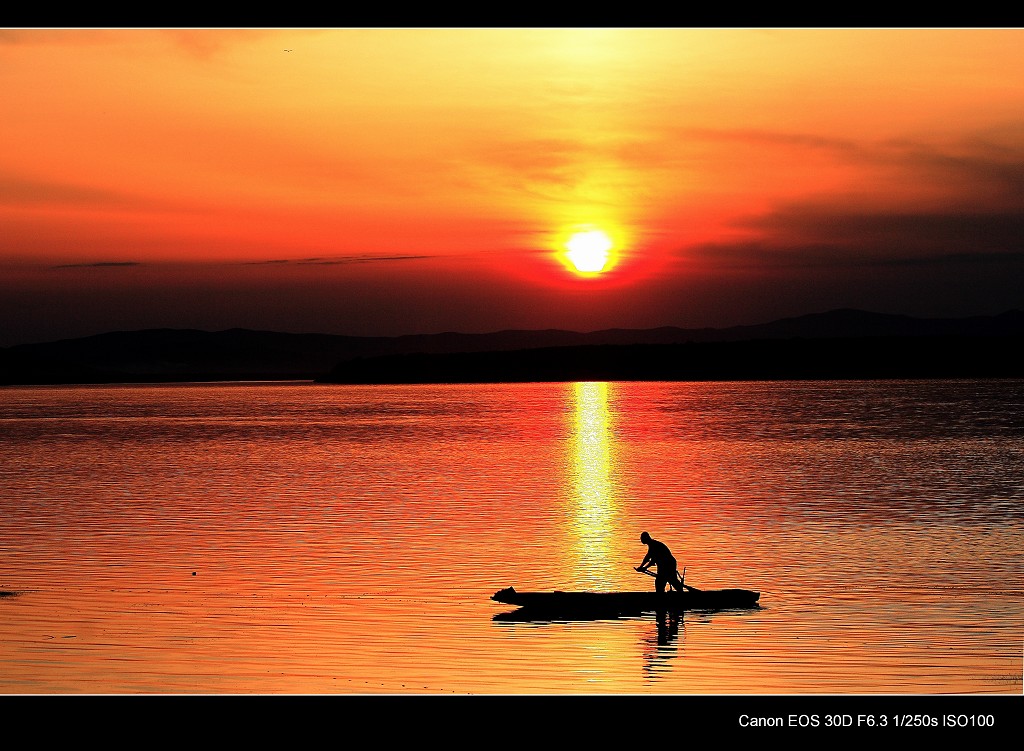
(491, 585, 760, 617)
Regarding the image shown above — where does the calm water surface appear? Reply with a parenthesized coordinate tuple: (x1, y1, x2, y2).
(1, 379, 1022, 694)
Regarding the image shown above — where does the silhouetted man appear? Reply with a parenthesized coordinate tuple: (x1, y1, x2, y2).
(636, 531, 681, 593)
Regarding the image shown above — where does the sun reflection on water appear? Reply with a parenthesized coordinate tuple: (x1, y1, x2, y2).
(568, 381, 620, 588)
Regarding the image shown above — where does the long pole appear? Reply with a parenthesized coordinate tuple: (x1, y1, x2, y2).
(635, 566, 699, 592)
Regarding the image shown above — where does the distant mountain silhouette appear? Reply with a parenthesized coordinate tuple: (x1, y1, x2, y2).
(318, 336, 1024, 384)
(0, 346, 122, 385)
(3, 309, 1023, 386)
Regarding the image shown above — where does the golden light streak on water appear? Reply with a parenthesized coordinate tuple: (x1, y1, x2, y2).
(568, 382, 621, 589)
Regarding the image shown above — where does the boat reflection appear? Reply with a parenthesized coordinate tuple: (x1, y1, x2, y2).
(492, 606, 686, 679)
(491, 605, 762, 682)
(491, 604, 757, 624)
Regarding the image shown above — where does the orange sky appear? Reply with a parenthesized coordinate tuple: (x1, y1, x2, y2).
(2, 28, 1023, 344)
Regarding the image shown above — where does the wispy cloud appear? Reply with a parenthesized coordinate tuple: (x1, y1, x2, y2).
(0, 173, 131, 208)
(242, 255, 432, 266)
(51, 261, 141, 269)
(681, 125, 1024, 270)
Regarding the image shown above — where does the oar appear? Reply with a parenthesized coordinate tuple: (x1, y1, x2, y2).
(635, 566, 701, 593)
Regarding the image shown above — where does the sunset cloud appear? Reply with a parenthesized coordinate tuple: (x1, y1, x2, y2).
(2, 28, 1023, 345)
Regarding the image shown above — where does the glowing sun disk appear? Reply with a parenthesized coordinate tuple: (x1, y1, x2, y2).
(566, 230, 612, 273)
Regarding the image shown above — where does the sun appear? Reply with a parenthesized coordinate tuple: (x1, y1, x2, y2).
(565, 230, 613, 274)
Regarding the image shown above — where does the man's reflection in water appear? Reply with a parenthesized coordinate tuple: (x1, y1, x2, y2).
(642, 609, 683, 680)
(491, 608, 690, 681)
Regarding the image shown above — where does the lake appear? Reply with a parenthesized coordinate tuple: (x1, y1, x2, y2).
(0, 379, 1021, 695)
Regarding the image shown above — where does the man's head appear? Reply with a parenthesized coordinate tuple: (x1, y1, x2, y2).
(640, 531, 651, 544)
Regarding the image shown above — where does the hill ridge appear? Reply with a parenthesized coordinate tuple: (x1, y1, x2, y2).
(4, 308, 1022, 385)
